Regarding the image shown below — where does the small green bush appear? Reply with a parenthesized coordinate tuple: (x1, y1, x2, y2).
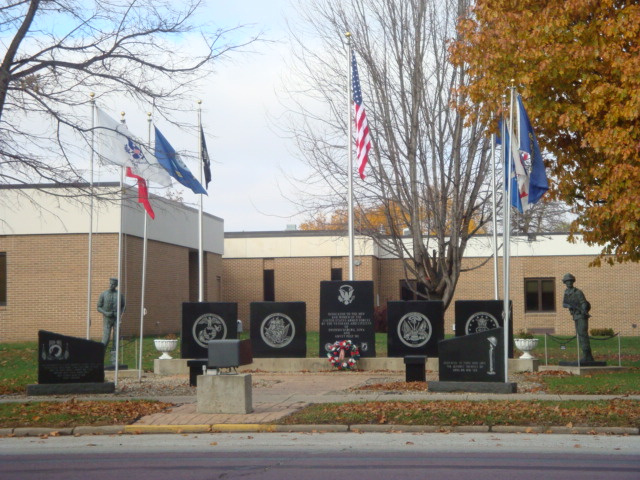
(590, 328, 615, 337)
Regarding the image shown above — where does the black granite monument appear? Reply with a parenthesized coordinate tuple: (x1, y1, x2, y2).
(455, 300, 514, 358)
(182, 302, 238, 359)
(27, 330, 114, 395)
(37, 330, 105, 384)
(250, 302, 307, 358)
(387, 301, 444, 357)
(428, 327, 517, 393)
(319, 281, 376, 358)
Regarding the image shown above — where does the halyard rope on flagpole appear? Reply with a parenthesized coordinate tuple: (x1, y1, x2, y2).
(346, 32, 355, 281)
(87, 92, 95, 339)
(198, 100, 204, 302)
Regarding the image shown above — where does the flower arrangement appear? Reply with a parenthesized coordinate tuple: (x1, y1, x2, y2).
(515, 329, 534, 339)
(327, 340, 360, 370)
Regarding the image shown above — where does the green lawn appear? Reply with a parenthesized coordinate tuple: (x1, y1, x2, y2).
(1, 333, 638, 395)
(535, 334, 639, 368)
(279, 398, 640, 428)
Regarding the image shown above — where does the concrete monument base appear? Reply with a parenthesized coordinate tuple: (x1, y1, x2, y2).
(154, 357, 538, 374)
(26, 382, 115, 395)
(197, 373, 253, 414)
(540, 365, 625, 376)
(427, 381, 518, 394)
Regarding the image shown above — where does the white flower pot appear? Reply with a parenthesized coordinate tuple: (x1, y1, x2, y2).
(154, 339, 178, 360)
(514, 338, 539, 360)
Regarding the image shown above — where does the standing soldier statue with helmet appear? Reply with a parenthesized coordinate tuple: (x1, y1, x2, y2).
(561, 273, 596, 363)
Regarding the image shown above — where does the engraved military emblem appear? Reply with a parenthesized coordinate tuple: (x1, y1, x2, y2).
(41, 340, 69, 361)
(398, 311, 432, 348)
(192, 313, 227, 348)
(338, 285, 355, 305)
(260, 313, 295, 348)
(465, 311, 499, 335)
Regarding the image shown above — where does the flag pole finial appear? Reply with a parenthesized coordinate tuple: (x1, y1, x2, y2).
(197, 100, 202, 105)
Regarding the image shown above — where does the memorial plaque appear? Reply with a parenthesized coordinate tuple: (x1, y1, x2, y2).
(455, 300, 514, 358)
(37, 330, 105, 384)
(319, 281, 376, 358)
(387, 301, 444, 357)
(438, 328, 506, 382)
(250, 302, 307, 358)
(182, 302, 238, 359)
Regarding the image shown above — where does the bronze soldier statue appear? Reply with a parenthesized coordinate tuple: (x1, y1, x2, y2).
(562, 273, 594, 363)
(97, 278, 125, 351)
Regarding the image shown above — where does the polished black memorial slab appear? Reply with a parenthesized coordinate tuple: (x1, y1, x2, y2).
(454, 300, 514, 358)
(319, 281, 376, 358)
(181, 302, 238, 359)
(438, 327, 506, 383)
(37, 330, 105, 384)
(250, 302, 306, 358)
(387, 301, 444, 357)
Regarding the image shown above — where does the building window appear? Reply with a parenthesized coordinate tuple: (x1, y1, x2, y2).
(0, 253, 5, 305)
(524, 278, 555, 312)
(331, 268, 343, 281)
(263, 269, 275, 301)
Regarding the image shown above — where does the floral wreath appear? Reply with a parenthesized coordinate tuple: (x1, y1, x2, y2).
(327, 340, 360, 370)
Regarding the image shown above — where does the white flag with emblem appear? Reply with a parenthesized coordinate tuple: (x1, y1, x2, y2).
(95, 107, 172, 187)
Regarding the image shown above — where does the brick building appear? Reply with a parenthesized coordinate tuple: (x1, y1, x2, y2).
(1, 184, 638, 342)
(225, 231, 640, 337)
(0, 184, 224, 342)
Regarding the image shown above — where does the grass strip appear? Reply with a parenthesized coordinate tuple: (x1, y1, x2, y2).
(279, 398, 640, 428)
(0, 399, 173, 429)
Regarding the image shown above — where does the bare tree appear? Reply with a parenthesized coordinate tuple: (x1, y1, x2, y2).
(283, 0, 494, 309)
(0, 0, 258, 192)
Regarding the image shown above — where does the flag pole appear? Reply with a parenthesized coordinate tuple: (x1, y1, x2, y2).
(137, 112, 153, 382)
(503, 84, 516, 384)
(114, 112, 127, 387)
(198, 100, 204, 302)
(87, 92, 96, 339)
(346, 32, 355, 281)
(490, 112, 499, 300)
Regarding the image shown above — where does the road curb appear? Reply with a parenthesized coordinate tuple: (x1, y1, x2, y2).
(3, 424, 638, 437)
(124, 424, 211, 434)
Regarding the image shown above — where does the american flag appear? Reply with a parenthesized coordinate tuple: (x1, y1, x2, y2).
(351, 52, 371, 180)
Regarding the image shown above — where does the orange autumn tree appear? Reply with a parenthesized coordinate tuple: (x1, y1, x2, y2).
(300, 202, 408, 234)
(451, 0, 640, 264)
(300, 201, 485, 236)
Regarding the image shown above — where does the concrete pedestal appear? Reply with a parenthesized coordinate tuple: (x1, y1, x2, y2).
(197, 373, 253, 414)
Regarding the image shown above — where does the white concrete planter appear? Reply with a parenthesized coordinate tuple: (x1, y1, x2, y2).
(154, 339, 178, 360)
(514, 338, 539, 360)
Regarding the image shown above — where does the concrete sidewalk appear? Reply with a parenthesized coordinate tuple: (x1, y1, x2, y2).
(3, 371, 640, 437)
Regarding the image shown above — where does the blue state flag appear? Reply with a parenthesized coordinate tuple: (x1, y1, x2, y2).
(154, 127, 207, 195)
(517, 96, 548, 206)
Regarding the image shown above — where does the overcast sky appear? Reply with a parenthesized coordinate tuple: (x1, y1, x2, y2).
(93, 0, 313, 232)
(198, 0, 307, 232)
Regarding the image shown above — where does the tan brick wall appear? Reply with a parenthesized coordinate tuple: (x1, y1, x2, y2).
(0, 234, 223, 342)
(2, 231, 637, 342)
(222, 254, 640, 337)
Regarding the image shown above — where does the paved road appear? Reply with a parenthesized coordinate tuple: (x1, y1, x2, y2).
(1, 432, 638, 479)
